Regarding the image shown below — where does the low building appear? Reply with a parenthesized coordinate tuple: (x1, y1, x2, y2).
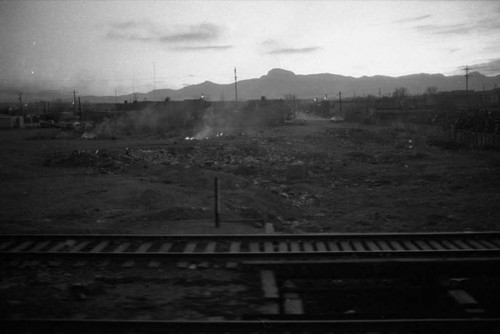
(0, 116, 24, 129)
(479, 88, 500, 113)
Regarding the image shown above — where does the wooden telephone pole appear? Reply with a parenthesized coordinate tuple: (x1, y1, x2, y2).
(153, 62, 156, 101)
(465, 65, 471, 94)
(339, 91, 342, 116)
(234, 67, 238, 101)
(78, 97, 82, 119)
(18, 93, 23, 115)
(72, 90, 78, 117)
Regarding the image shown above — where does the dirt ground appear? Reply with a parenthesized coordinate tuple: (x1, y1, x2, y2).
(1, 262, 266, 321)
(1, 120, 500, 235)
(2, 120, 500, 321)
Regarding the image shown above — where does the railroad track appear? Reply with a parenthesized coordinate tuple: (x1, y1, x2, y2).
(2, 232, 500, 260)
(4, 233, 500, 333)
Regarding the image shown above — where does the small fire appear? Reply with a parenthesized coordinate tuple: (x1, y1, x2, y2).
(184, 136, 209, 141)
(185, 132, 223, 141)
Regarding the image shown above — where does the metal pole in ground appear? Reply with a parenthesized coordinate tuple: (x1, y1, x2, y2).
(214, 177, 220, 228)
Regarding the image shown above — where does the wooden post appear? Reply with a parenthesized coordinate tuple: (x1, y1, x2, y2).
(214, 177, 220, 228)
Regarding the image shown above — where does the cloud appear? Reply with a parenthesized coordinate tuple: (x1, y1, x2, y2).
(107, 21, 223, 44)
(111, 20, 144, 30)
(414, 14, 500, 37)
(262, 39, 277, 46)
(172, 45, 233, 51)
(261, 39, 320, 55)
(481, 45, 500, 53)
(416, 23, 473, 35)
(470, 58, 500, 76)
(158, 24, 221, 43)
(477, 17, 500, 32)
(394, 14, 431, 24)
(106, 31, 151, 42)
(266, 47, 321, 55)
(106, 20, 157, 41)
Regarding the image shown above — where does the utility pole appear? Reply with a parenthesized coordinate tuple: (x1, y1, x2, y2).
(115, 88, 117, 104)
(72, 90, 78, 117)
(153, 62, 156, 101)
(18, 93, 23, 115)
(132, 72, 136, 103)
(465, 65, 471, 94)
(78, 97, 82, 119)
(339, 91, 342, 116)
(234, 67, 238, 101)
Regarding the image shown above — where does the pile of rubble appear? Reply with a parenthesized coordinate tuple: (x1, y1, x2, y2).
(117, 137, 305, 173)
(268, 184, 320, 207)
(45, 132, 331, 211)
(46, 149, 134, 173)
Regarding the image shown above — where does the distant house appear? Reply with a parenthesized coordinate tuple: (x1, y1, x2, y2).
(423, 94, 438, 108)
(0, 116, 24, 129)
(375, 97, 399, 110)
(479, 88, 500, 113)
(330, 98, 357, 116)
(436, 90, 483, 111)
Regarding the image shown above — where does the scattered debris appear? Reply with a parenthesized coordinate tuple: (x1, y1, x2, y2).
(81, 132, 97, 139)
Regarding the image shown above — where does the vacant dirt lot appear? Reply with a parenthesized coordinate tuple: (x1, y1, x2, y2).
(2, 120, 500, 322)
(1, 120, 499, 234)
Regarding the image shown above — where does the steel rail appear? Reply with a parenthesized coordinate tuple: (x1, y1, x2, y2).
(2, 250, 500, 259)
(2, 233, 500, 258)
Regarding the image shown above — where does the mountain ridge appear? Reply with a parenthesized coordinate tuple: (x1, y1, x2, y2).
(90, 68, 500, 103)
(3, 69, 499, 103)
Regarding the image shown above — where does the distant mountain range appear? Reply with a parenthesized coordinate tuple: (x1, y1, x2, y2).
(4, 68, 500, 104)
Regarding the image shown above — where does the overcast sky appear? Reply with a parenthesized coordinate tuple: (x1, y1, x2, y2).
(1, 0, 499, 96)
